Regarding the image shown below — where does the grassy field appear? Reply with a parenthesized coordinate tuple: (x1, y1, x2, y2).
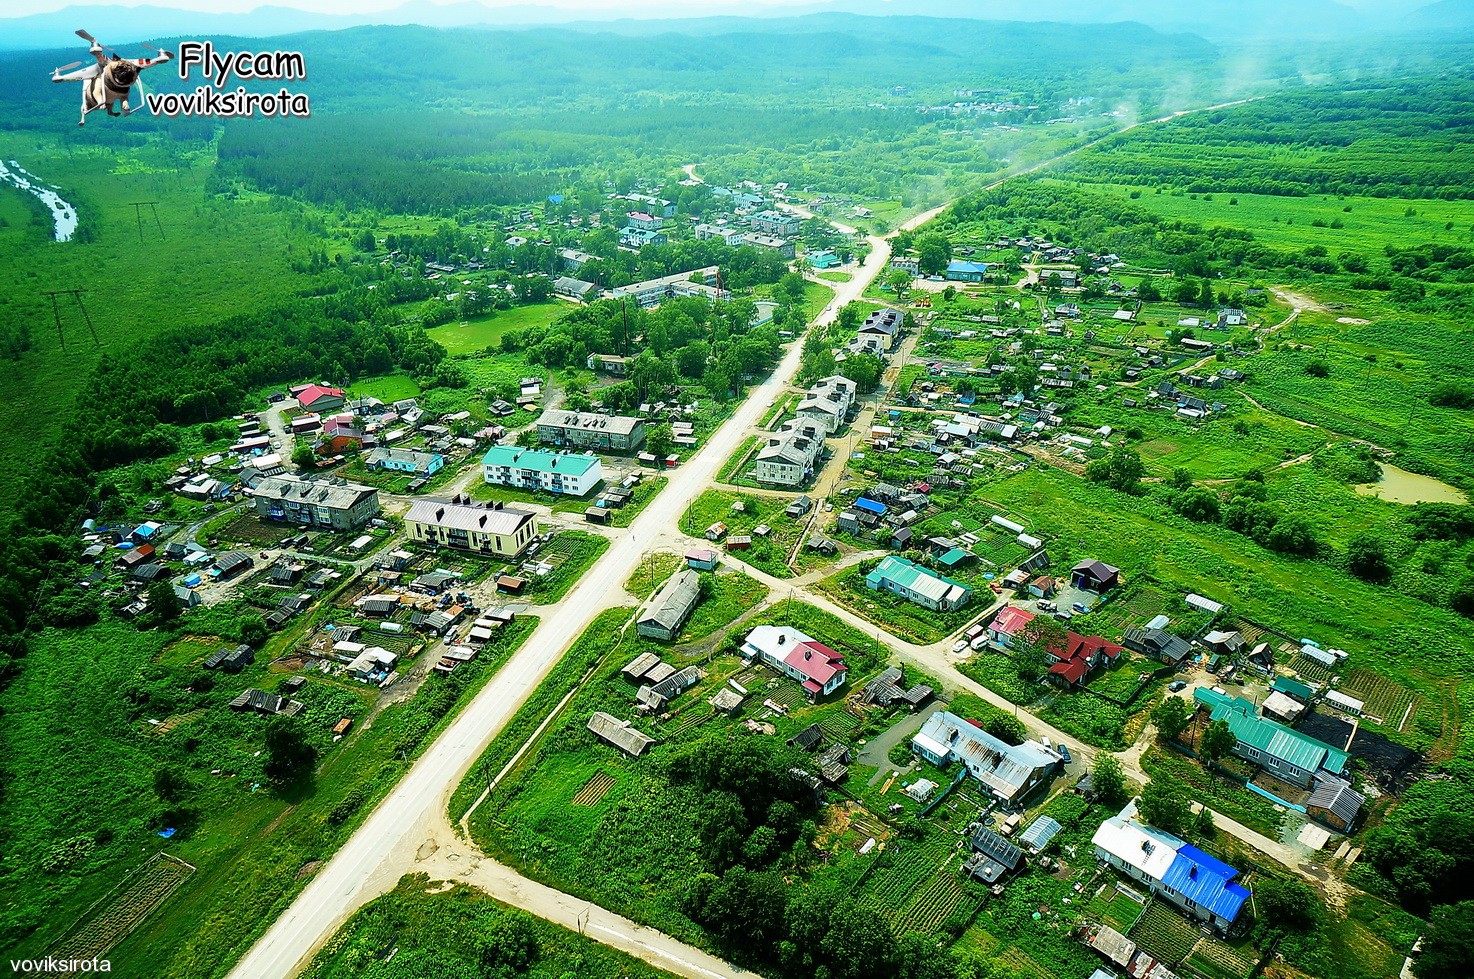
(302, 875, 678, 979)
(0, 133, 324, 496)
(426, 302, 566, 355)
(1, 601, 537, 977)
(350, 373, 423, 403)
(1035, 178, 1474, 262)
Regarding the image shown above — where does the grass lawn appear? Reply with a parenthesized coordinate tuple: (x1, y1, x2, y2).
(426, 302, 566, 355)
(350, 373, 422, 403)
(679, 489, 807, 579)
(819, 270, 853, 283)
(609, 476, 667, 528)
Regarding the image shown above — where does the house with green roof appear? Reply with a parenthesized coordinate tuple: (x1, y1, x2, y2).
(1194, 687, 1348, 788)
(865, 556, 973, 612)
(1271, 676, 1315, 704)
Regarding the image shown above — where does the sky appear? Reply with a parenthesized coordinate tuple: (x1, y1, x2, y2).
(1, 0, 1419, 18)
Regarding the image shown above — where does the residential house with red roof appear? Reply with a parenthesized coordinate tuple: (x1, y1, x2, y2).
(740, 625, 848, 699)
(988, 605, 1036, 646)
(293, 384, 346, 413)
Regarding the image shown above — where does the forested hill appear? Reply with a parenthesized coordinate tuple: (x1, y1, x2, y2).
(0, 16, 1220, 121)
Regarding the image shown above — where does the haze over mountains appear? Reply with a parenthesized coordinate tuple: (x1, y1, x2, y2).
(1, 0, 1470, 49)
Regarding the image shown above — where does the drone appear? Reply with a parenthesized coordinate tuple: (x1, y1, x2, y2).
(51, 29, 174, 127)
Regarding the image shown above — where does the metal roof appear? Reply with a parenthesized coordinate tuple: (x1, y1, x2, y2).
(482, 444, 600, 475)
(638, 569, 702, 633)
(1160, 845, 1250, 923)
(1195, 687, 1348, 775)
(866, 556, 972, 605)
(405, 498, 535, 537)
(1307, 776, 1364, 826)
(1018, 815, 1063, 852)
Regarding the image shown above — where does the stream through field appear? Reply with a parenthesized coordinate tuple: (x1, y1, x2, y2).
(1354, 463, 1468, 505)
(0, 159, 78, 242)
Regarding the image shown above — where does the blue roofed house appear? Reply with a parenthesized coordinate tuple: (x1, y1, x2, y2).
(866, 555, 972, 612)
(365, 447, 445, 476)
(1193, 687, 1350, 789)
(808, 250, 841, 270)
(1092, 800, 1251, 932)
(945, 260, 991, 282)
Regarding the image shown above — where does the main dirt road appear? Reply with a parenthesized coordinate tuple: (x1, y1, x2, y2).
(228, 237, 892, 979)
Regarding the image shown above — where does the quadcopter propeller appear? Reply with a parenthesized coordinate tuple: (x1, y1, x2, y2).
(140, 42, 160, 51)
(55, 61, 83, 72)
(75, 29, 97, 44)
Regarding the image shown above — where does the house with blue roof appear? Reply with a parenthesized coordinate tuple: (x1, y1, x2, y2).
(1092, 801, 1251, 932)
(945, 260, 991, 282)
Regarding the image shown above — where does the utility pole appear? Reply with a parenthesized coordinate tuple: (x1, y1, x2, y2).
(42, 288, 99, 348)
(127, 201, 164, 242)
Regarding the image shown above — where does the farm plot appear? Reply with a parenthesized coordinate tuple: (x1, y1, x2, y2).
(571, 771, 617, 806)
(861, 832, 956, 913)
(204, 512, 297, 547)
(895, 869, 971, 934)
(1336, 667, 1419, 729)
(1128, 901, 1200, 967)
(49, 853, 195, 961)
(1186, 935, 1259, 979)
(524, 532, 610, 604)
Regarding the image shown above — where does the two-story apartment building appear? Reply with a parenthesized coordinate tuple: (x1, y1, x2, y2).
(754, 418, 825, 487)
(482, 445, 603, 496)
(405, 497, 537, 559)
(750, 209, 801, 237)
(250, 473, 380, 531)
(536, 409, 646, 452)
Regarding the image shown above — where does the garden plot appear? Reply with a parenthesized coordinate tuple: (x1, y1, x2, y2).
(1127, 900, 1200, 966)
(896, 870, 971, 934)
(48, 853, 195, 962)
(1334, 667, 1419, 729)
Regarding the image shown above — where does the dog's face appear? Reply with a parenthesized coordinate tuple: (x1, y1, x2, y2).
(106, 60, 138, 89)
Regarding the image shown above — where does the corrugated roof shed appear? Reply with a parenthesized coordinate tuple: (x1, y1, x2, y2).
(1018, 815, 1063, 852)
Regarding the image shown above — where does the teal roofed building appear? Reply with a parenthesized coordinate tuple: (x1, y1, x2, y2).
(865, 555, 972, 612)
(482, 445, 603, 497)
(1194, 687, 1348, 788)
(808, 250, 841, 270)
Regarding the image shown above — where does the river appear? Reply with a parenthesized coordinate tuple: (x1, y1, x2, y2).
(1354, 463, 1467, 505)
(0, 159, 78, 242)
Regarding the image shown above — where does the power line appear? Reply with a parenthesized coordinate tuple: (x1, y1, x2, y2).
(127, 201, 164, 242)
(41, 288, 100, 348)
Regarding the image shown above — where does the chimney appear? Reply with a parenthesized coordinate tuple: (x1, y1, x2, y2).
(435, 507, 445, 521)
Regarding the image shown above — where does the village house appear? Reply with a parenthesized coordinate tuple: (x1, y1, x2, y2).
(587, 712, 656, 757)
(749, 209, 801, 237)
(553, 276, 599, 302)
(483, 445, 604, 496)
(1193, 688, 1356, 796)
(1070, 559, 1121, 593)
(292, 383, 345, 413)
(1092, 800, 1250, 932)
(858, 308, 902, 351)
(612, 267, 724, 307)
(911, 711, 1059, 805)
(635, 569, 703, 641)
(405, 496, 537, 559)
(795, 375, 858, 434)
(364, 447, 444, 477)
(740, 625, 848, 699)
(866, 555, 972, 612)
(1122, 625, 1194, 665)
(945, 259, 991, 282)
(251, 473, 381, 531)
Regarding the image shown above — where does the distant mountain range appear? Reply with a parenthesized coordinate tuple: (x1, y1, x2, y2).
(0, 0, 1465, 49)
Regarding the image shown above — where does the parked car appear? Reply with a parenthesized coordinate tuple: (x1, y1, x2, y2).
(1058, 744, 1072, 764)
(1168, 680, 1188, 692)
(970, 636, 989, 651)
(1071, 602, 1090, 613)
(952, 639, 969, 654)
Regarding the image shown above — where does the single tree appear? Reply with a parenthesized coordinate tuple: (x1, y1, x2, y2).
(1151, 696, 1192, 743)
(1092, 753, 1127, 807)
(146, 579, 183, 623)
(1137, 778, 1192, 836)
(1417, 901, 1474, 979)
(291, 442, 317, 470)
(263, 717, 317, 783)
(1199, 719, 1237, 764)
(1347, 533, 1392, 584)
(647, 422, 675, 459)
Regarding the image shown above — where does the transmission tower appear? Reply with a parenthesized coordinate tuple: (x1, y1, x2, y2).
(127, 201, 165, 242)
(42, 289, 99, 348)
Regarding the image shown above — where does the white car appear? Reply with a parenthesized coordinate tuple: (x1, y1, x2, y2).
(952, 639, 969, 653)
(970, 636, 989, 651)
